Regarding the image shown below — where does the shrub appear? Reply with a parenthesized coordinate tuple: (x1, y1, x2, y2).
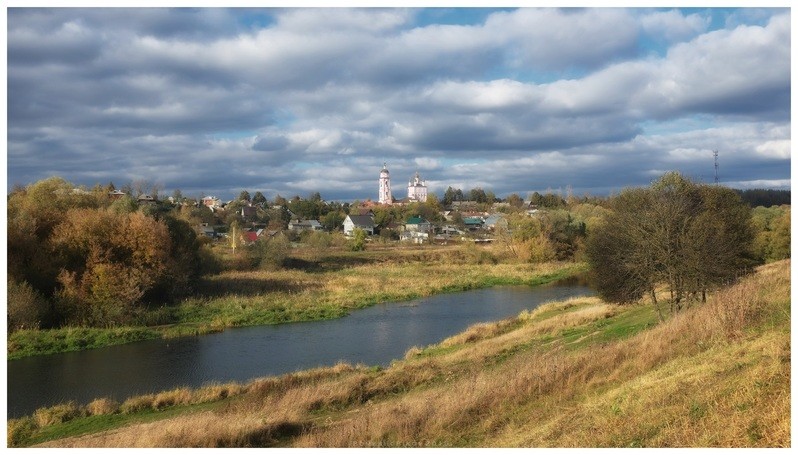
(7, 417, 38, 447)
(348, 228, 367, 251)
(120, 394, 156, 414)
(459, 241, 497, 264)
(194, 382, 245, 403)
(251, 233, 291, 270)
(33, 402, 84, 427)
(86, 397, 119, 416)
(152, 387, 193, 410)
(7, 278, 49, 331)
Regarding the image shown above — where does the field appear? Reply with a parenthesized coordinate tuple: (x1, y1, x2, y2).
(10, 258, 790, 448)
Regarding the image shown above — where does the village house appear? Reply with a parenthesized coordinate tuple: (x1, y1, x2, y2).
(463, 216, 484, 231)
(289, 219, 323, 232)
(343, 214, 375, 236)
(241, 205, 258, 220)
(198, 224, 216, 239)
(137, 194, 156, 205)
(403, 216, 432, 233)
(108, 189, 127, 200)
(484, 214, 508, 231)
(202, 196, 221, 208)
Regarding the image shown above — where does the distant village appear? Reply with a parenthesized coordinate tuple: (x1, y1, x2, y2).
(101, 163, 569, 246)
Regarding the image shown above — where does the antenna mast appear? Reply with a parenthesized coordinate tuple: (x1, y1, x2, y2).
(713, 150, 719, 185)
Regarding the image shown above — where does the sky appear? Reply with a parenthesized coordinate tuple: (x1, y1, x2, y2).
(5, 5, 792, 202)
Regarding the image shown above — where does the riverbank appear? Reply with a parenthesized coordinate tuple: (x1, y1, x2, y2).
(8, 245, 586, 360)
(11, 259, 790, 448)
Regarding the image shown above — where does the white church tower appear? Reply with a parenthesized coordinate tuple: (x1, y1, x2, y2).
(407, 171, 428, 203)
(378, 163, 392, 204)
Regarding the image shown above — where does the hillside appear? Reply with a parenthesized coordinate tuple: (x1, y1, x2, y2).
(15, 259, 790, 448)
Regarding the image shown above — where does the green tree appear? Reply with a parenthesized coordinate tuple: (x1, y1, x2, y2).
(239, 190, 251, 202)
(468, 187, 488, 203)
(505, 193, 524, 208)
(349, 228, 367, 251)
(751, 205, 790, 262)
(322, 210, 345, 232)
(250, 233, 290, 270)
(252, 191, 267, 206)
(769, 208, 791, 260)
(443, 186, 458, 205)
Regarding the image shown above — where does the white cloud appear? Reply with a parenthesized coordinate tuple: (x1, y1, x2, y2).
(484, 8, 639, 70)
(7, 8, 791, 200)
(755, 140, 791, 160)
(640, 9, 709, 42)
(413, 157, 441, 170)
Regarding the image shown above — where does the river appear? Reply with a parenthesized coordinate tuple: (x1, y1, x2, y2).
(7, 278, 592, 417)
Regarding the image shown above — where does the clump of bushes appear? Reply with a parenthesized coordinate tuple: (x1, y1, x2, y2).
(33, 401, 84, 427)
(7, 278, 49, 331)
(7, 416, 38, 447)
(250, 233, 291, 269)
(459, 241, 497, 264)
(86, 397, 119, 416)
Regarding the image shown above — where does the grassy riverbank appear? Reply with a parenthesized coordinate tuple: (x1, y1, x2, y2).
(8, 245, 585, 360)
(12, 259, 790, 448)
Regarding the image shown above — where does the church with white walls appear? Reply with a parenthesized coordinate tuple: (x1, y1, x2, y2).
(378, 163, 427, 204)
(407, 171, 427, 202)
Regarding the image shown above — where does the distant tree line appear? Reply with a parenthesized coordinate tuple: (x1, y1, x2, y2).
(735, 189, 790, 207)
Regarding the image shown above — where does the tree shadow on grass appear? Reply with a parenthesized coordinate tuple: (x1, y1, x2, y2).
(195, 277, 318, 297)
(218, 421, 312, 447)
(283, 255, 386, 273)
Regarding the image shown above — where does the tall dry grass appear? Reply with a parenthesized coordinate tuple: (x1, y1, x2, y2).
(36, 260, 790, 448)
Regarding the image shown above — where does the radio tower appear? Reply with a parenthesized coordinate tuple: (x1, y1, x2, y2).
(713, 150, 719, 185)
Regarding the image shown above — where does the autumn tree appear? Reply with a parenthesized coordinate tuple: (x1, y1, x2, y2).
(751, 205, 791, 262)
(8, 177, 207, 329)
(51, 209, 172, 325)
(495, 213, 554, 263)
(585, 172, 754, 320)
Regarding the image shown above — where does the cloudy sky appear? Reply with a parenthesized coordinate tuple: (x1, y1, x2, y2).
(6, 6, 792, 201)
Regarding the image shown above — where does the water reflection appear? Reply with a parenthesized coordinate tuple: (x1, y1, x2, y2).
(7, 281, 592, 417)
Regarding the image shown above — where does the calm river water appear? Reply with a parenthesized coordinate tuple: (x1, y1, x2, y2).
(7, 279, 592, 417)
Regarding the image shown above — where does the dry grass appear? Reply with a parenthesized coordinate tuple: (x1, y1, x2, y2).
(85, 398, 119, 416)
(33, 402, 83, 427)
(35, 260, 790, 448)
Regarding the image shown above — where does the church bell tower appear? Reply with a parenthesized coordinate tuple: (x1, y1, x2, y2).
(379, 163, 392, 204)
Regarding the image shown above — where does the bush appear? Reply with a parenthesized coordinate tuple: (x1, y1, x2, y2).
(251, 233, 291, 270)
(348, 228, 367, 251)
(197, 245, 223, 274)
(7, 278, 49, 331)
(7, 417, 38, 447)
(33, 401, 84, 427)
(460, 241, 498, 264)
(152, 387, 193, 410)
(194, 382, 244, 403)
(120, 394, 156, 414)
(86, 397, 119, 416)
